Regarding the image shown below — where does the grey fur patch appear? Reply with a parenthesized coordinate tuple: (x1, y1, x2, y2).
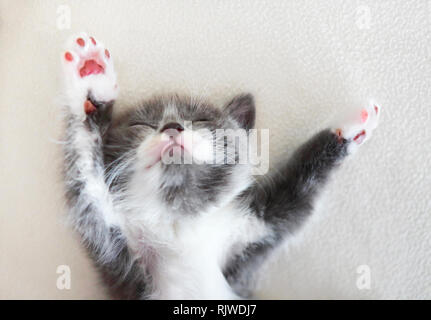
(223, 130, 348, 296)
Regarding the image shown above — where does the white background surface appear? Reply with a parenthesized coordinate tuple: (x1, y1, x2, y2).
(0, 0, 429, 299)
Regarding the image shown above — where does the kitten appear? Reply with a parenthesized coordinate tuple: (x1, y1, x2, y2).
(61, 33, 380, 299)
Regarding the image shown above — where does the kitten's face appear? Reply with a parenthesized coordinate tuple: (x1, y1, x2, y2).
(106, 94, 255, 214)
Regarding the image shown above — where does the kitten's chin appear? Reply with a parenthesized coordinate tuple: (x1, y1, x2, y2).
(160, 146, 195, 167)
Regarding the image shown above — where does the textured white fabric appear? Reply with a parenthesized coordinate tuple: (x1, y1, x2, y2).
(0, 0, 429, 299)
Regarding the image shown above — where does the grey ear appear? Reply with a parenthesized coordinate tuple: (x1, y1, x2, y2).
(223, 93, 255, 130)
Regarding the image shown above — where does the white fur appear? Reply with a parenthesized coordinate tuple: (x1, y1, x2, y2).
(119, 184, 270, 299)
(332, 102, 381, 154)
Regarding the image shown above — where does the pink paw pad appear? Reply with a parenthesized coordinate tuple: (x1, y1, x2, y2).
(361, 109, 368, 123)
(64, 52, 73, 61)
(79, 60, 104, 77)
(76, 38, 85, 46)
(374, 105, 379, 114)
(353, 130, 366, 144)
(64, 36, 109, 78)
(63, 33, 118, 114)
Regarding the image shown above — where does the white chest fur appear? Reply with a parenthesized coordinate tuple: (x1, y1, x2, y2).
(123, 201, 269, 299)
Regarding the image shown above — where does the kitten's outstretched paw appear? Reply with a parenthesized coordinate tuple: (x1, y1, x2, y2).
(333, 102, 381, 154)
(62, 33, 118, 117)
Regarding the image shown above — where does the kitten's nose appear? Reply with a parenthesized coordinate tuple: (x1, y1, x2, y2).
(160, 122, 184, 133)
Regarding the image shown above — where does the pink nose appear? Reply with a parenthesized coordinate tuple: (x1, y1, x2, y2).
(160, 122, 184, 133)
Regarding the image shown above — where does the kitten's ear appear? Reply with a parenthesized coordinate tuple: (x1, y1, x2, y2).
(223, 93, 255, 130)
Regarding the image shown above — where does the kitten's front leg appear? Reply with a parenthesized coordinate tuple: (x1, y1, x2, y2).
(253, 102, 381, 232)
(225, 104, 381, 296)
(62, 33, 125, 265)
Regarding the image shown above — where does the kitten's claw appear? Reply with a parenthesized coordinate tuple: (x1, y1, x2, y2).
(333, 102, 381, 154)
(62, 33, 118, 117)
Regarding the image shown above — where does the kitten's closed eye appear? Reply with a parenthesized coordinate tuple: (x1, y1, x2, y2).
(129, 122, 158, 130)
(193, 118, 211, 123)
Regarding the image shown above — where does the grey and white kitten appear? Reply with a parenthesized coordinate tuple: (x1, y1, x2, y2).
(61, 33, 380, 299)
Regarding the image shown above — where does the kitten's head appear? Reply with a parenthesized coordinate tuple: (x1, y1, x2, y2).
(105, 94, 255, 214)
